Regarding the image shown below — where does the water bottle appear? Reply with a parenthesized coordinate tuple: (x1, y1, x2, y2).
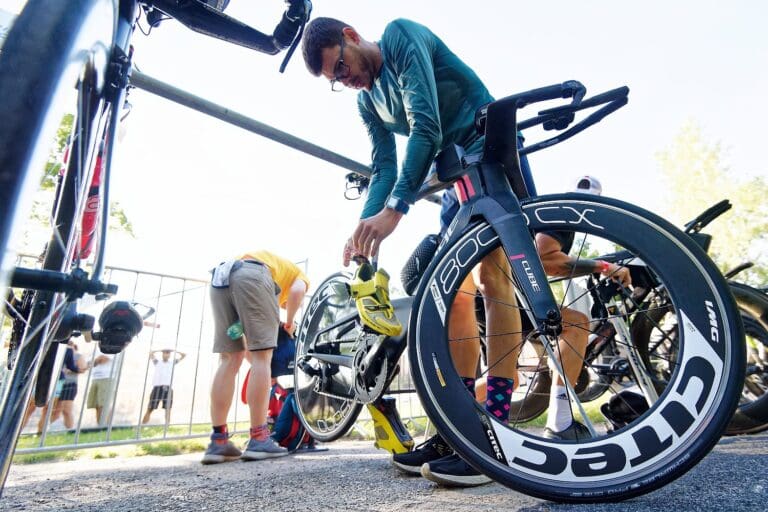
(227, 320, 243, 340)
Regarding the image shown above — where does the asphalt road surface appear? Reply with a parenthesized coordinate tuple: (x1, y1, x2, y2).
(2, 434, 767, 511)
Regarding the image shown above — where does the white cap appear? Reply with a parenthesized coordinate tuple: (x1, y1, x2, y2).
(574, 175, 602, 195)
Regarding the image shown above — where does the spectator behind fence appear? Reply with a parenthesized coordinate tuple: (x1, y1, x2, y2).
(142, 349, 186, 426)
(20, 339, 86, 434)
(87, 346, 115, 427)
(54, 340, 88, 430)
(202, 250, 309, 464)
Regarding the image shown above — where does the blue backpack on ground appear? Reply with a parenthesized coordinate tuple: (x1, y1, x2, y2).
(270, 385, 313, 451)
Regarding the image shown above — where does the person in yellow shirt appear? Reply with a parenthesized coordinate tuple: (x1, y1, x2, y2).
(202, 251, 309, 464)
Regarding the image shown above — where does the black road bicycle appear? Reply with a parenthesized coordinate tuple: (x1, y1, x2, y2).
(0, 0, 311, 493)
(294, 83, 745, 502)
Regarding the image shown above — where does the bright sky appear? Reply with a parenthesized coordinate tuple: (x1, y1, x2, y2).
(3, 1, 767, 294)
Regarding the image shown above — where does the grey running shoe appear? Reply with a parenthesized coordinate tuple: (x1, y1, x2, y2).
(241, 437, 290, 461)
(201, 433, 242, 464)
(543, 420, 592, 441)
(392, 433, 453, 475)
(420, 453, 492, 487)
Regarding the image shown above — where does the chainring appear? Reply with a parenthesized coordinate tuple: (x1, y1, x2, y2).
(351, 331, 388, 404)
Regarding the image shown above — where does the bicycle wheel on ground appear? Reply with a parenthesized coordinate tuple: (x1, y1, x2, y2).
(0, 0, 117, 490)
(409, 193, 744, 503)
(294, 273, 364, 442)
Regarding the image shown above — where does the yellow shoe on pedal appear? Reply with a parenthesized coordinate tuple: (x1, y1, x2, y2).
(368, 396, 414, 454)
(348, 263, 403, 337)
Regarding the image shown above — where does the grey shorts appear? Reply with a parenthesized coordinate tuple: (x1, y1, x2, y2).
(210, 261, 279, 353)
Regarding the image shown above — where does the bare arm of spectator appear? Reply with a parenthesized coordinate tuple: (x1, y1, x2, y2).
(282, 278, 308, 336)
(536, 233, 631, 286)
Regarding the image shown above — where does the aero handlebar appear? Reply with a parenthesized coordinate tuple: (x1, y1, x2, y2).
(146, 0, 312, 70)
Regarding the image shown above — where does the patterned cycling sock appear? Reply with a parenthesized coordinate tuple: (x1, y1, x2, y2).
(545, 385, 573, 432)
(485, 376, 514, 424)
(212, 424, 228, 436)
(250, 423, 270, 441)
(462, 377, 476, 398)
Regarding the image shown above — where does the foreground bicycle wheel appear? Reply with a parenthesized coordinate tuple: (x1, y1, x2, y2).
(294, 273, 364, 441)
(409, 193, 744, 502)
(0, 0, 117, 490)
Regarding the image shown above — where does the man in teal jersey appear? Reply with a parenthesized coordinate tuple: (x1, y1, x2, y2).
(302, 17, 526, 487)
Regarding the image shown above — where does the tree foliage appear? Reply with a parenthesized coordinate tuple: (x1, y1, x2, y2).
(656, 121, 768, 285)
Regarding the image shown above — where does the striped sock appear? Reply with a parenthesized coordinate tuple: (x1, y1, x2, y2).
(250, 423, 270, 441)
(485, 376, 514, 424)
(212, 424, 228, 435)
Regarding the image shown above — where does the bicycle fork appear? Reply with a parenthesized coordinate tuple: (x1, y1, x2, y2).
(443, 164, 599, 433)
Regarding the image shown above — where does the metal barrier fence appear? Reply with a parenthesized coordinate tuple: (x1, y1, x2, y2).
(0, 263, 426, 455)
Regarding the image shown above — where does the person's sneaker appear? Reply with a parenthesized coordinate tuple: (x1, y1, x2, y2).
(420, 454, 492, 487)
(543, 420, 592, 441)
(201, 433, 242, 464)
(391, 434, 453, 475)
(241, 437, 290, 461)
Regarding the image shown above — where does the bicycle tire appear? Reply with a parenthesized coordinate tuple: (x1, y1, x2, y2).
(0, 0, 116, 491)
(294, 272, 363, 442)
(409, 193, 744, 502)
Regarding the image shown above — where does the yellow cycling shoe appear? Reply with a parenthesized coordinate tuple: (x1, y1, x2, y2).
(368, 396, 414, 454)
(348, 262, 403, 337)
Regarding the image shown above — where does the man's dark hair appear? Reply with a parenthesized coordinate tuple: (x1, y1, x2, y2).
(301, 17, 350, 76)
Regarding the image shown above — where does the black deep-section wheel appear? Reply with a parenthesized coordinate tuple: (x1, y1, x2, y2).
(409, 194, 743, 503)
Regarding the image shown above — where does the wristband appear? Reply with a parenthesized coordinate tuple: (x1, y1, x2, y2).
(596, 260, 612, 273)
(385, 196, 410, 215)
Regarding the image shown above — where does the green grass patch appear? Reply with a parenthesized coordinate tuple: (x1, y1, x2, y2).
(13, 451, 79, 465)
(12, 422, 253, 465)
(138, 440, 206, 457)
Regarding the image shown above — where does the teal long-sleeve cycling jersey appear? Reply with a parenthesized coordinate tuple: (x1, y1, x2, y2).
(357, 18, 494, 219)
